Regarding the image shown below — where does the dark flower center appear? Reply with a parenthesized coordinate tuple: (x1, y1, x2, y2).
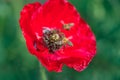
(42, 27, 73, 53)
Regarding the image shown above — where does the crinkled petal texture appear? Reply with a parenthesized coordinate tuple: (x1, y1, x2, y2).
(19, 2, 42, 55)
(19, 0, 96, 72)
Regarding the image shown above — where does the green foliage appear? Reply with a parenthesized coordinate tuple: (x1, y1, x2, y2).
(0, 0, 120, 80)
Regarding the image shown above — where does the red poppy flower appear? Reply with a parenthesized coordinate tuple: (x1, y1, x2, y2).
(19, 0, 96, 72)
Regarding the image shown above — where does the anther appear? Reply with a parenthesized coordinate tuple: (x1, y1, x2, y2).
(42, 27, 73, 53)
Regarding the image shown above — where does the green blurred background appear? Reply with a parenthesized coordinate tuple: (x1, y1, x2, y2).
(0, 0, 120, 80)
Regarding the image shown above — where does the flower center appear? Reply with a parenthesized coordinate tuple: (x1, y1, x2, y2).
(42, 27, 73, 53)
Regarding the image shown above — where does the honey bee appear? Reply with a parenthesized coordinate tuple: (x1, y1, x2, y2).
(62, 37, 73, 46)
(63, 23, 74, 30)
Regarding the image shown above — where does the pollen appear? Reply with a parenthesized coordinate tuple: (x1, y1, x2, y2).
(50, 33, 60, 41)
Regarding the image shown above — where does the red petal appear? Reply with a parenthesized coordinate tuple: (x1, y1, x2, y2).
(37, 50, 63, 72)
(58, 18, 96, 71)
(19, 2, 41, 37)
(30, 0, 80, 36)
(19, 2, 41, 55)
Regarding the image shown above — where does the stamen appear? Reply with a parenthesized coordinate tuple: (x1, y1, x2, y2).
(42, 28, 73, 53)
